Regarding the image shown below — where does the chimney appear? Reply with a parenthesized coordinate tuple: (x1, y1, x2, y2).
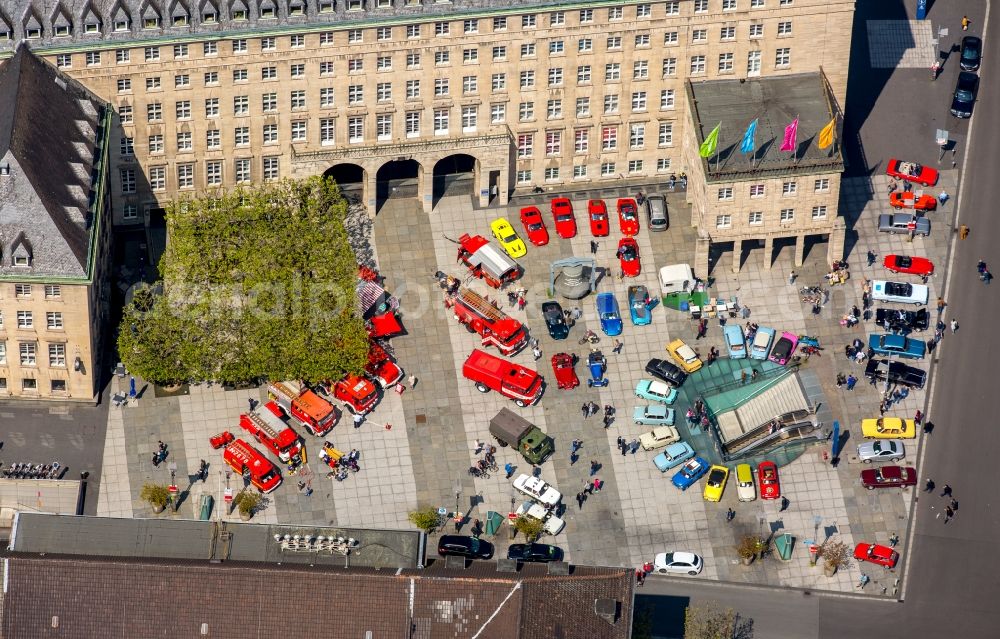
(594, 599, 619, 626)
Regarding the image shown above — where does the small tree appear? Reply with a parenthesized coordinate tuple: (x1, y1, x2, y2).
(408, 508, 441, 533)
(818, 539, 851, 576)
(513, 515, 545, 541)
(736, 534, 763, 564)
(234, 490, 261, 518)
(140, 483, 171, 512)
(685, 602, 754, 639)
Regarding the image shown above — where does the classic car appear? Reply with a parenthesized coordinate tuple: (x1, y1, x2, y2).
(628, 285, 653, 326)
(519, 206, 550, 246)
(489, 217, 527, 258)
(551, 198, 577, 238)
(858, 440, 905, 463)
(854, 542, 899, 569)
(671, 457, 710, 490)
(878, 213, 930, 237)
(617, 237, 641, 277)
(638, 425, 681, 451)
(860, 465, 918, 490)
(883, 255, 934, 277)
(871, 280, 929, 306)
(750, 327, 775, 360)
(889, 191, 937, 211)
(653, 441, 696, 472)
(703, 465, 729, 502)
(886, 158, 938, 187)
(644, 359, 688, 387)
(735, 463, 756, 502)
(768, 332, 798, 366)
(541, 301, 569, 340)
(617, 198, 640, 236)
(867, 333, 926, 360)
(666, 338, 703, 373)
(550, 352, 579, 390)
(864, 359, 926, 389)
(635, 379, 679, 404)
(633, 405, 676, 426)
(723, 324, 747, 359)
(861, 417, 916, 439)
(758, 461, 781, 500)
(596, 292, 623, 336)
(587, 199, 610, 236)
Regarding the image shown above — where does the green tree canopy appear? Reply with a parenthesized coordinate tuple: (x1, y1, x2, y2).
(118, 177, 369, 385)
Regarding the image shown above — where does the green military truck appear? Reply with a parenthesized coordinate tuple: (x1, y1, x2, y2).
(489, 408, 554, 465)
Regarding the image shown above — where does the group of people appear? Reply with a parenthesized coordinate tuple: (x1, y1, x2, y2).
(977, 259, 992, 284)
(685, 399, 710, 429)
(151, 441, 169, 467)
(328, 448, 361, 481)
(505, 287, 529, 311)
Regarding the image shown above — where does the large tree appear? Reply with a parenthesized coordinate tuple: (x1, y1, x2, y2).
(118, 177, 370, 384)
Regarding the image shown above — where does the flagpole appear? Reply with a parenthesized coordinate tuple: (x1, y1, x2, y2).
(716, 124, 722, 173)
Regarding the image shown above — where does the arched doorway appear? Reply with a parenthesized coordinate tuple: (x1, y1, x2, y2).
(324, 163, 366, 203)
(432, 154, 480, 206)
(375, 159, 421, 212)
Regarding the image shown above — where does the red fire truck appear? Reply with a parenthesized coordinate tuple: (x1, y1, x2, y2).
(333, 374, 379, 414)
(223, 439, 283, 493)
(462, 349, 544, 407)
(457, 234, 522, 288)
(365, 343, 405, 389)
(446, 288, 528, 356)
(268, 381, 338, 437)
(239, 401, 304, 466)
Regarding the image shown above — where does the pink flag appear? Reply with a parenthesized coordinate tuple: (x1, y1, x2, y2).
(780, 118, 799, 152)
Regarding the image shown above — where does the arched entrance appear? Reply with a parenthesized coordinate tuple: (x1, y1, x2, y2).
(433, 154, 482, 206)
(324, 163, 366, 203)
(375, 159, 421, 212)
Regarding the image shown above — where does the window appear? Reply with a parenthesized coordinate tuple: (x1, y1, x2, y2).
(86, 52, 101, 66)
(493, 17, 507, 31)
(520, 43, 535, 58)
(259, 37, 275, 51)
(636, 3, 651, 17)
(716, 215, 732, 229)
(19, 342, 36, 365)
(435, 50, 450, 65)
(782, 181, 798, 195)
(601, 162, 616, 176)
(576, 97, 590, 117)
(291, 63, 305, 77)
(780, 209, 795, 222)
(321, 118, 336, 144)
(692, 29, 707, 43)
(578, 66, 591, 83)
(348, 29, 362, 43)
(405, 112, 420, 137)
(150, 166, 166, 190)
(235, 159, 251, 183)
(811, 205, 829, 219)
(206, 130, 220, 149)
(658, 122, 673, 146)
(780, 0, 793, 5)
(775, 48, 791, 68)
(815, 178, 830, 192)
(778, 21, 792, 36)
(694, 0, 709, 12)
(749, 211, 763, 225)
(631, 92, 647, 111)
(317, 61, 331, 76)
(752, 0, 765, 5)
(628, 160, 643, 173)
(492, 46, 507, 62)
(750, 23, 764, 38)
(120, 106, 133, 123)
(462, 76, 477, 94)
(14, 284, 30, 298)
(605, 63, 620, 81)
(434, 108, 449, 134)
(22, 378, 37, 392)
(601, 126, 617, 151)
(719, 53, 734, 73)
(603, 94, 619, 114)
(462, 48, 478, 64)
(721, 26, 736, 41)
(377, 27, 391, 41)
(434, 79, 449, 96)
(574, 129, 589, 153)
(516, 170, 532, 184)
(177, 131, 192, 151)
(544, 167, 560, 181)
(633, 61, 649, 80)
(629, 124, 645, 148)
(662, 58, 677, 76)
(578, 38, 592, 53)
(262, 66, 277, 80)
(233, 96, 249, 115)
(377, 114, 392, 140)
(549, 40, 564, 55)
(434, 21, 449, 36)
(292, 120, 307, 142)
(348, 58, 363, 73)
(665, 1, 680, 14)
(16, 311, 32, 329)
(407, 52, 421, 68)
(146, 76, 161, 90)
(262, 157, 279, 181)
(233, 69, 248, 82)
(574, 165, 588, 179)
(548, 68, 563, 87)
(608, 6, 623, 20)
(517, 134, 533, 158)
(44, 285, 61, 299)
(748, 51, 761, 75)
(490, 103, 506, 123)
(116, 50, 131, 64)
(173, 44, 189, 59)
(56, 54, 72, 69)
(120, 136, 134, 155)
(407, 80, 421, 99)
(750, 184, 765, 197)
(177, 163, 194, 188)
(520, 71, 535, 89)
(123, 205, 138, 220)
(348, 85, 364, 105)
(461, 106, 477, 132)
(120, 169, 136, 193)
(204, 41, 218, 56)
(664, 31, 678, 46)
(320, 88, 335, 108)
(490, 74, 505, 91)
(607, 36, 622, 50)
(522, 14, 536, 28)
(580, 8, 593, 22)
(635, 34, 650, 47)
(718, 187, 734, 201)
(657, 158, 672, 172)
(176, 100, 191, 119)
(174, 74, 190, 88)
(691, 56, 706, 74)
(660, 89, 675, 109)
(232, 39, 247, 52)
(547, 100, 562, 119)
(46, 312, 63, 330)
(550, 11, 565, 26)
(291, 91, 306, 110)
(464, 19, 479, 34)
(378, 82, 393, 101)
(263, 124, 278, 144)
(204, 71, 219, 85)
(724, 0, 738, 8)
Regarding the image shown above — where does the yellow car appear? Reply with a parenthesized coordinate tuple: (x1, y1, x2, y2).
(490, 217, 527, 258)
(667, 338, 703, 373)
(861, 417, 916, 439)
(703, 464, 729, 502)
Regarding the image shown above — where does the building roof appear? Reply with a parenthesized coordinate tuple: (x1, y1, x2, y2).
(687, 72, 844, 182)
(0, 47, 106, 278)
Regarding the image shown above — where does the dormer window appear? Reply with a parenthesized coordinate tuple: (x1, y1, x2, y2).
(203, 11, 216, 22)
(85, 20, 100, 33)
(114, 19, 130, 31)
(55, 24, 71, 37)
(261, 7, 276, 18)
(319, 1, 333, 12)
(25, 28, 41, 39)
(0, 164, 10, 176)
(173, 15, 188, 25)
(144, 17, 159, 28)
(13, 256, 29, 267)
(289, 0, 305, 15)
(233, 9, 247, 19)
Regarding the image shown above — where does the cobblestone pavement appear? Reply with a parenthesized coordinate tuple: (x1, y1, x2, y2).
(98, 171, 953, 594)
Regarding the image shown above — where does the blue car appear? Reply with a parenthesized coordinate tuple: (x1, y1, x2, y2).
(633, 405, 676, 426)
(750, 326, 775, 360)
(723, 324, 747, 359)
(596, 292, 623, 336)
(635, 379, 678, 404)
(653, 442, 695, 472)
(627, 285, 653, 326)
(867, 333, 926, 360)
(671, 456, 710, 490)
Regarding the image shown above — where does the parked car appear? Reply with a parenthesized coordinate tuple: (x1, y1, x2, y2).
(769, 332, 798, 366)
(490, 217, 527, 258)
(723, 324, 747, 359)
(889, 191, 937, 211)
(541, 301, 569, 340)
(635, 379, 679, 404)
(617, 237, 641, 277)
(550, 352, 580, 390)
(653, 442, 695, 472)
(519, 206, 549, 246)
(735, 463, 756, 502)
(617, 198, 640, 235)
(671, 457, 710, 490)
(587, 199, 610, 236)
(875, 308, 929, 333)
(867, 333, 926, 359)
(886, 158, 938, 187)
(871, 280, 929, 306)
(627, 285, 653, 326)
(551, 198, 577, 238)
(864, 359, 926, 389)
(644, 359, 688, 387)
(758, 461, 781, 500)
(857, 439, 905, 463)
(883, 254, 934, 277)
(861, 465, 918, 490)
(950, 71, 978, 118)
(653, 551, 703, 576)
(750, 327, 775, 360)
(596, 292, 623, 336)
(633, 405, 676, 426)
(861, 417, 916, 439)
(513, 473, 562, 506)
(878, 213, 930, 237)
(507, 543, 564, 563)
(960, 35, 982, 71)
(438, 535, 494, 559)
(638, 425, 681, 451)
(703, 465, 729, 502)
(647, 194, 669, 231)
(854, 542, 899, 569)
(667, 338, 703, 373)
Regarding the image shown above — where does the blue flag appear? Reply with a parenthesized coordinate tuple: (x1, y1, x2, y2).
(740, 119, 758, 154)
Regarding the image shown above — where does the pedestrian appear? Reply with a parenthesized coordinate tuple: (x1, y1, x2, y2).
(576, 492, 585, 509)
(726, 508, 735, 522)
(504, 462, 514, 478)
(408, 375, 418, 389)
(914, 410, 923, 427)
(949, 498, 959, 512)
(879, 400, 887, 416)
(925, 479, 935, 492)
(603, 414, 613, 428)
(590, 240, 598, 254)
(581, 404, 589, 419)
(570, 450, 578, 465)
(605, 404, 615, 417)
(960, 224, 969, 240)
(616, 435, 625, 450)
(636, 569, 646, 586)
(630, 439, 640, 454)
(590, 460, 600, 476)
(532, 346, 542, 360)
(836, 373, 846, 388)
(923, 421, 935, 435)
(613, 339, 624, 354)
(620, 441, 628, 456)
(962, 15, 970, 31)
(248, 398, 256, 411)
(584, 480, 595, 495)
(941, 484, 952, 497)
(589, 401, 599, 416)
(950, 319, 959, 333)
(593, 478, 603, 491)
(779, 496, 789, 512)
(740, 369, 747, 385)
(846, 374, 857, 391)
(788, 271, 797, 285)
(572, 438, 583, 452)
(888, 533, 899, 547)
(944, 506, 954, 523)
(939, 190, 949, 206)
(152, 452, 160, 467)
(571, 307, 583, 321)
(353, 413, 364, 428)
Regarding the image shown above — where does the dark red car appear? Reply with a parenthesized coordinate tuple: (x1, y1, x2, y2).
(886, 158, 938, 187)
(550, 353, 579, 390)
(588, 199, 610, 236)
(519, 206, 549, 246)
(617, 238, 641, 277)
(883, 254, 934, 277)
(551, 198, 577, 239)
(758, 461, 781, 500)
(617, 198, 640, 236)
(860, 465, 918, 490)
(854, 542, 899, 569)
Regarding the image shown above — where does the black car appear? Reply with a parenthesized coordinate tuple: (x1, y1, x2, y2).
(437, 535, 495, 559)
(864, 359, 926, 390)
(507, 543, 564, 563)
(950, 71, 978, 118)
(644, 358, 687, 387)
(541, 301, 569, 340)
(960, 35, 982, 71)
(875, 307, 929, 334)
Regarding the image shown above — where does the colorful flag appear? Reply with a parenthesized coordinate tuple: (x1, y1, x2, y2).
(740, 119, 758, 154)
(818, 118, 836, 149)
(699, 123, 721, 158)
(780, 118, 799, 152)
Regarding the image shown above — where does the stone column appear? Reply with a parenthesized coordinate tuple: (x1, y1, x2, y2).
(763, 236, 774, 270)
(794, 234, 806, 267)
(694, 235, 711, 280)
(827, 218, 846, 267)
(476, 159, 490, 209)
(732, 239, 743, 274)
(364, 169, 377, 212)
(420, 162, 435, 214)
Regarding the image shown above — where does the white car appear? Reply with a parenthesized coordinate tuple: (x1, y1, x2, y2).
(515, 501, 565, 535)
(653, 551, 704, 576)
(858, 439, 905, 463)
(513, 474, 562, 507)
(871, 280, 929, 306)
(639, 425, 681, 451)
(735, 463, 756, 502)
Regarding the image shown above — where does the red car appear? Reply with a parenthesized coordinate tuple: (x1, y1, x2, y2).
(854, 542, 899, 569)
(551, 198, 577, 239)
(550, 352, 580, 390)
(886, 158, 938, 187)
(519, 206, 550, 246)
(588, 199, 610, 236)
(860, 465, 918, 490)
(889, 191, 937, 211)
(617, 238, 641, 277)
(617, 198, 640, 236)
(758, 461, 780, 500)
(883, 255, 934, 277)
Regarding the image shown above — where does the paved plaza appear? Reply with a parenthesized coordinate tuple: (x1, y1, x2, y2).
(95, 170, 955, 594)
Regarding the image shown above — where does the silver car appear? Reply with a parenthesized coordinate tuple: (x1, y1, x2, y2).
(647, 194, 668, 231)
(858, 439, 905, 464)
(878, 213, 930, 236)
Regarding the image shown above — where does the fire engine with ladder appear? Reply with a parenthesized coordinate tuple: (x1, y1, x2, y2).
(445, 288, 528, 356)
(239, 401, 305, 467)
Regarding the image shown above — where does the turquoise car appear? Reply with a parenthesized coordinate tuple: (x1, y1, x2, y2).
(723, 324, 747, 359)
(653, 442, 695, 472)
(750, 326, 775, 360)
(633, 405, 676, 426)
(867, 333, 926, 360)
(635, 379, 678, 404)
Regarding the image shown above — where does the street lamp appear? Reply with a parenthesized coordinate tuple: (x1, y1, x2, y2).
(167, 462, 179, 513)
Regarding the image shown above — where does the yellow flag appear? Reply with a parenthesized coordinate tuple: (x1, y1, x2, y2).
(699, 123, 721, 158)
(818, 118, 836, 150)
